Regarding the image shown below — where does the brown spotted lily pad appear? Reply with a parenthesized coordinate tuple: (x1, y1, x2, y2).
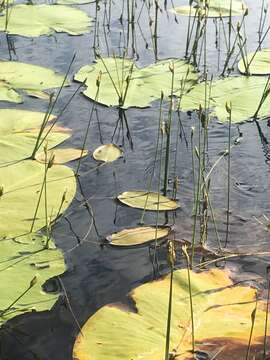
(73, 267, 270, 359)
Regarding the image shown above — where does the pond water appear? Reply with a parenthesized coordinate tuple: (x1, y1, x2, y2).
(0, 0, 270, 358)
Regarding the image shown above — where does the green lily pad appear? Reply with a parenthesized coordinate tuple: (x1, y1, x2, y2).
(0, 159, 76, 238)
(107, 226, 171, 247)
(172, 0, 247, 18)
(0, 4, 91, 37)
(118, 191, 180, 211)
(73, 268, 269, 360)
(74, 57, 198, 108)
(93, 144, 123, 163)
(0, 233, 65, 326)
(0, 109, 85, 237)
(238, 48, 270, 75)
(181, 76, 270, 122)
(0, 60, 68, 103)
(0, 109, 70, 165)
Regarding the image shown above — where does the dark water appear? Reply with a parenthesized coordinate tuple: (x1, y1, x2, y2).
(0, 0, 270, 358)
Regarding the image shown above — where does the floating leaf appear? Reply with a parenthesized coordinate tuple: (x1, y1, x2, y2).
(118, 191, 180, 211)
(93, 144, 123, 163)
(36, 148, 88, 164)
(75, 58, 198, 108)
(0, 61, 68, 103)
(0, 160, 76, 238)
(238, 48, 270, 75)
(73, 268, 269, 360)
(0, 109, 78, 237)
(0, 109, 70, 164)
(56, 0, 92, 4)
(172, 0, 247, 18)
(0, 233, 65, 326)
(107, 226, 171, 247)
(181, 76, 270, 122)
(0, 4, 91, 37)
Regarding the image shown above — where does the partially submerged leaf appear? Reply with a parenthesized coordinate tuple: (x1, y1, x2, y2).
(73, 268, 269, 360)
(93, 144, 123, 163)
(238, 48, 270, 75)
(118, 191, 180, 211)
(36, 148, 88, 164)
(181, 76, 270, 122)
(75, 58, 198, 108)
(172, 0, 247, 18)
(107, 226, 171, 247)
(0, 234, 65, 325)
(0, 60, 68, 103)
(25, 89, 51, 100)
(0, 4, 91, 37)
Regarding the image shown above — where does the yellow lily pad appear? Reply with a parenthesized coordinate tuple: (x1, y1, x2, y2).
(93, 144, 123, 163)
(0, 4, 91, 37)
(107, 226, 171, 247)
(117, 191, 180, 211)
(238, 48, 270, 75)
(172, 0, 247, 18)
(73, 268, 270, 360)
(36, 148, 88, 165)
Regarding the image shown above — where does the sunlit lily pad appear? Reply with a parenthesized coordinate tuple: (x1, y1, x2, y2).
(73, 268, 269, 360)
(0, 61, 68, 103)
(75, 57, 198, 108)
(172, 0, 247, 18)
(0, 234, 65, 326)
(0, 109, 81, 237)
(181, 76, 270, 122)
(0, 109, 69, 164)
(56, 0, 92, 4)
(118, 191, 180, 211)
(238, 48, 270, 75)
(107, 226, 171, 247)
(36, 148, 88, 164)
(93, 144, 123, 163)
(0, 160, 76, 238)
(0, 4, 91, 37)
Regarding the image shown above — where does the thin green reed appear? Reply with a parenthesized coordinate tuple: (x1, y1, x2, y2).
(163, 62, 175, 196)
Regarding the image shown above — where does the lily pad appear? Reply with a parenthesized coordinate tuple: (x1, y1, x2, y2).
(0, 4, 91, 37)
(73, 268, 269, 360)
(74, 57, 198, 108)
(118, 191, 180, 211)
(56, 0, 92, 4)
(107, 226, 171, 247)
(0, 159, 76, 238)
(238, 48, 270, 75)
(181, 76, 270, 122)
(172, 0, 247, 18)
(93, 144, 123, 163)
(0, 109, 86, 237)
(0, 234, 65, 325)
(0, 109, 70, 164)
(36, 148, 88, 165)
(0, 60, 68, 103)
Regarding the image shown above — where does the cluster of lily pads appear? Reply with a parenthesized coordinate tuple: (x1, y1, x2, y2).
(0, 0, 270, 359)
